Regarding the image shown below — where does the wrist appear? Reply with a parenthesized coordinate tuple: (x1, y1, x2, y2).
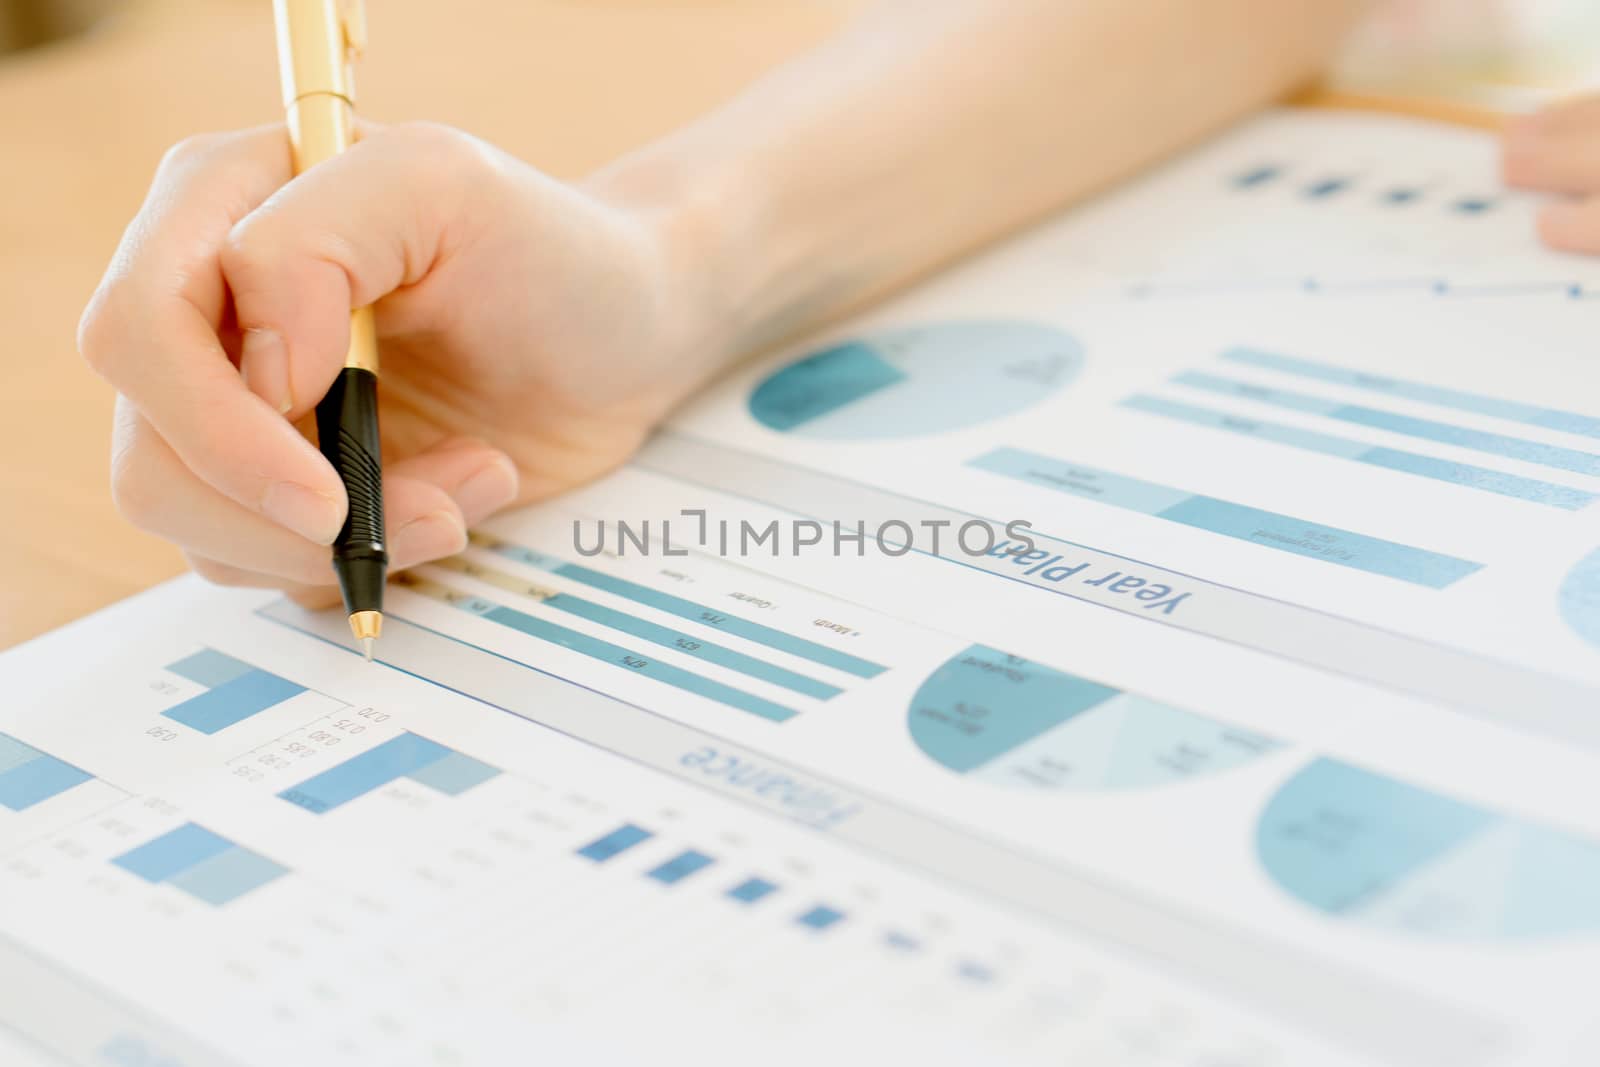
(583, 148, 758, 394)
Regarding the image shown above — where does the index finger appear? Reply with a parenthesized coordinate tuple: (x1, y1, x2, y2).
(80, 127, 348, 544)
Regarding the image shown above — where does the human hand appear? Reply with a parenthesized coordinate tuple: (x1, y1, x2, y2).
(1503, 95, 1600, 253)
(80, 122, 719, 602)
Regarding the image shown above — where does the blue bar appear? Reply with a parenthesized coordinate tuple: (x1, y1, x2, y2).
(485, 541, 886, 679)
(1124, 394, 1593, 510)
(162, 669, 305, 735)
(646, 850, 715, 885)
(957, 961, 997, 983)
(278, 733, 451, 814)
(1231, 165, 1280, 188)
(1159, 497, 1482, 588)
(970, 448, 1483, 588)
(1176, 371, 1600, 476)
(113, 823, 234, 883)
(1454, 198, 1496, 214)
(727, 877, 779, 904)
(1305, 177, 1350, 199)
(0, 755, 92, 811)
(166, 846, 288, 906)
(1361, 448, 1593, 510)
(543, 595, 842, 700)
(1383, 188, 1421, 205)
(406, 751, 501, 796)
(576, 824, 653, 862)
(479, 604, 799, 723)
(1221, 348, 1600, 440)
(883, 931, 922, 952)
(797, 905, 846, 930)
(165, 649, 254, 689)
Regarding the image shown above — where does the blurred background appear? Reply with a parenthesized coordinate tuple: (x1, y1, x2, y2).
(0, 0, 1595, 648)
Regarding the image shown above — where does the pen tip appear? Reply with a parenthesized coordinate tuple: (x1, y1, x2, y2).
(361, 637, 374, 662)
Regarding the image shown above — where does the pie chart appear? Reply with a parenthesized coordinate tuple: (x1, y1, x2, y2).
(1559, 546, 1600, 650)
(907, 645, 1279, 789)
(749, 320, 1083, 440)
(1258, 758, 1600, 939)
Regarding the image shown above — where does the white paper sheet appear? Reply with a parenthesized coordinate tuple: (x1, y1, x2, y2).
(3, 109, 1598, 1067)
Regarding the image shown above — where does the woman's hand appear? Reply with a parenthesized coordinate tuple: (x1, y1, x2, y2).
(79, 121, 717, 601)
(1504, 95, 1600, 253)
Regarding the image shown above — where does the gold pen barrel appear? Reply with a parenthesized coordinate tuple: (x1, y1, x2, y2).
(275, 0, 377, 375)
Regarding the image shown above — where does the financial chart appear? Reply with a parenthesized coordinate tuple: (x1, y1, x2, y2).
(3, 110, 1600, 1067)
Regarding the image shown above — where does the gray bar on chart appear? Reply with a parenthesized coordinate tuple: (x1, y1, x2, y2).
(635, 433, 1600, 753)
(263, 599, 1513, 1067)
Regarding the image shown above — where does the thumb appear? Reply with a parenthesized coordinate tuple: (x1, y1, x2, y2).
(222, 121, 490, 418)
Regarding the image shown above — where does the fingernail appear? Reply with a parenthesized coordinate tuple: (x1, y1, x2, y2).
(262, 481, 343, 543)
(392, 510, 468, 564)
(241, 328, 293, 414)
(454, 457, 519, 522)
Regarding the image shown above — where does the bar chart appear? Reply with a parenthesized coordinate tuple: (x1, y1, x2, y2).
(277, 732, 500, 815)
(0, 733, 93, 812)
(112, 823, 288, 907)
(474, 534, 886, 679)
(160, 649, 314, 735)
(970, 447, 1484, 588)
(571, 820, 859, 940)
(1123, 394, 1594, 510)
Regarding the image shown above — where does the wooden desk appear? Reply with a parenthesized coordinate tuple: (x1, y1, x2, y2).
(0, 0, 854, 648)
(0, 3, 1502, 650)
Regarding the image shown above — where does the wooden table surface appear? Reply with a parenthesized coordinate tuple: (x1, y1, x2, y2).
(0, 0, 856, 649)
(0, 2, 1501, 651)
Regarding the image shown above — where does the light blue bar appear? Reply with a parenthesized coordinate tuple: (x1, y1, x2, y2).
(164, 649, 254, 689)
(1158, 497, 1483, 588)
(1335, 406, 1600, 476)
(543, 594, 841, 700)
(0, 755, 92, 811)
(1125, 394, 1370, 458)
(1360, 448, 1593, 510)
(113, 823, 234, 884)
(727, 877, 779, 903)
(957, 961, 997, 983)
(797, 905, 845, 930)
(277, 733, 451, 814)
(1174, 371, 1343, 415)
(647, 849, 715, 885)
(971, 448, 1483, 588)
(1224, 347, 1600, 440)
(486, 542, 886, 679)
(1124, 394, 1593, 510)
(970, 447, 1191, 513)
(576, 823, 653, 862)
(480, 604, 798, 723)
(167, 845, 288, 906)
(406, 751, 501, 796)
(0, 734, 41, 776)
(162, 669, 305, 735)
(1176, 372, 1600, 476)
(1232, 165, 1280, 188)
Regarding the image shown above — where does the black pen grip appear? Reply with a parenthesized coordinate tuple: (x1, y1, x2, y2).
(316, 367, 387, 615)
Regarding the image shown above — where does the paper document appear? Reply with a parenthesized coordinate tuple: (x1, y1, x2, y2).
(3, 109, 1598, 1067)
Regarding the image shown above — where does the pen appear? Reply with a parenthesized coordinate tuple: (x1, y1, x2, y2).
(272, 0, 386, 661)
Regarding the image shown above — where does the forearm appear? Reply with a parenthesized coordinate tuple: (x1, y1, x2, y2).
(590, 0, 1366, 374)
